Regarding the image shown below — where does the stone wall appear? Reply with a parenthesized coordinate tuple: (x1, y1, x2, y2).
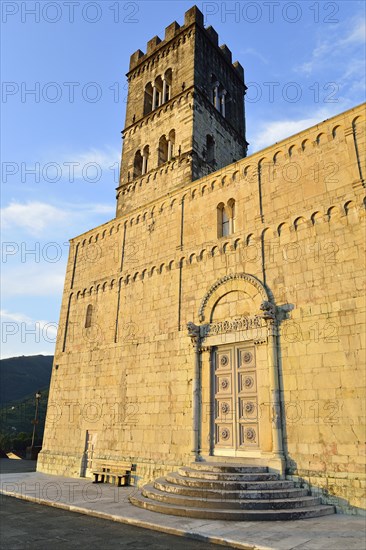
(38, 104, 366, 514)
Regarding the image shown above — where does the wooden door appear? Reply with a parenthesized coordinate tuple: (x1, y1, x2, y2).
(214, 344, 259, 453)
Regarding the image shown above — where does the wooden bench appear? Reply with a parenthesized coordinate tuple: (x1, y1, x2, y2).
(93, 462, 132, 487)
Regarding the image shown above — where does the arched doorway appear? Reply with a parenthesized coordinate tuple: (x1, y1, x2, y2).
(188, 273, 285, 473)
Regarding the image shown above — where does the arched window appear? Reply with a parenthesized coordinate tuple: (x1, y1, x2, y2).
(85, 305, 93, 328)
(144, 82, 153, 115)
(168, 130, 175, 161)
(158, 135, 168, 165)
(217, 200, 236, 237)
(206, 134, 215, 165)
(211, 74, 220, 110)
(133, 150, 143, 178)
(142, 145, 150, 174)
(210, 74, 228, 118)
(147, 70, 173, 113)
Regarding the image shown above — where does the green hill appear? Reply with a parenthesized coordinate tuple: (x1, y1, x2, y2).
(0, 354, 53, 452)
(0, 355, 53, 406)
(0, 387, 49, 444)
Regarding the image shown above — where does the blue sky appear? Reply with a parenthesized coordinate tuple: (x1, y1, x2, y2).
(1, 0, 365, 358)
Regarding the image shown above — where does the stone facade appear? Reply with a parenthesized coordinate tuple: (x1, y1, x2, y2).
(38, 6, 366, 515)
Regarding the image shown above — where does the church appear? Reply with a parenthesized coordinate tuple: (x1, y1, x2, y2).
(38, 6, 365, 518)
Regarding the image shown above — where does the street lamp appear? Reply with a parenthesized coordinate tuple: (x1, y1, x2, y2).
(30, 391, 41, 449)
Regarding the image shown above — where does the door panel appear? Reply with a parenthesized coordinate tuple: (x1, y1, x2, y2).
(214, 348, 235, 448)
(214, 344, 259, 452)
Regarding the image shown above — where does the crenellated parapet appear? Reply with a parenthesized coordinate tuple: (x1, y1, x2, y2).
(128, 6, 243, 81)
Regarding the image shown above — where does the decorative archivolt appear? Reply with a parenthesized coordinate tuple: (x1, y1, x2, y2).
(198, 273, 270, 323)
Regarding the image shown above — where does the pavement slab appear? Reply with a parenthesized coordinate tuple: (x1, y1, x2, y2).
(0, 466, 365, 550)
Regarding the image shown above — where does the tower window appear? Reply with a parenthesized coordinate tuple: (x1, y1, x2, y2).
(145, 69, 173, 114)
(210, 74, 228, 118)
(133, 150, 143, 178)
(144, 83, 153, 115)
(158, 135, 168, 165)
(85, 305, 93, 328)
(206, 135, 215, 165)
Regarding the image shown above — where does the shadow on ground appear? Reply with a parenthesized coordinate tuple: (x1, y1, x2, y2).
(0, 458, 36, 474)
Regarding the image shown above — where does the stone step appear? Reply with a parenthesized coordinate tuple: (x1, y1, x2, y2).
(189, 462, 268, 473)
(166, 472, 296, 490)
(154, 478, 309, 499)
(179, 466, 278, 481)
(130, 492, 335, 521)
(142, 484, 322, 510)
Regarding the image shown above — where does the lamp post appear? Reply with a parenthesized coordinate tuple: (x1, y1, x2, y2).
(30, 391, 41, 449)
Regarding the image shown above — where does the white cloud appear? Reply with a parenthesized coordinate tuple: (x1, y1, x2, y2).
(339, 19, 366, 46)
(69, 146, 120, 169)
(1, 265, 66, 297)
(2, 201, 68, 236)
(1, 200, 115, 237)
(45, 146, 121, 181)
(1, 309, 57, 336)
(84, 203, 115, 215)
(1, 309, 33, 324)
(296, 16, 365, 76)
(1, 309, 57, 359)
(250, 106, 343, 152)
(241, 48, 268, 65)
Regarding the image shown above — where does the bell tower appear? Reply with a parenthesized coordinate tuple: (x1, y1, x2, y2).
(116, 5, 248, 217)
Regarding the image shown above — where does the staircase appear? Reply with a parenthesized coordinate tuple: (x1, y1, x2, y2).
(130, 462, 335, 520)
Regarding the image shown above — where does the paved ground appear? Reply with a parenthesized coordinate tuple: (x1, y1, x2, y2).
(1, 495, 227, 549)
(0, 459, 365, 550)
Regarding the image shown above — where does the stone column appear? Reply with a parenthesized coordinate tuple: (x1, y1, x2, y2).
(187, 322, 202, 461)
(200, 346, 212, 456)
(168, 140, 173, 161)
(162, 78, 167, 104)
(260, 301, 285, 473)
(220, 90, 227, 117)
(152, 86, 157, 110)
(268, 323, 283, 457)
(142, 155, 147, 175)
(213, 83, 220, 111)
